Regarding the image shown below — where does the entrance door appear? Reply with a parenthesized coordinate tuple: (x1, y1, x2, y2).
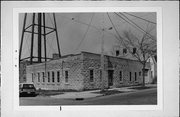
(108, 70, 114, 86)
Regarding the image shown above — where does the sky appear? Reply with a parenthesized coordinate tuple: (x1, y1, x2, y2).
(19, 12, 156, 60)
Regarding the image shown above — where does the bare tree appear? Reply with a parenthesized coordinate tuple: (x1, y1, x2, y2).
(120, 25, 157, 87)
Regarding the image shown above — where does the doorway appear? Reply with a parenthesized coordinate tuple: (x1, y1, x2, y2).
(108, 70, 114, 86)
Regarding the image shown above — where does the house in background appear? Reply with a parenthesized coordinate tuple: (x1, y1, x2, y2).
(25, 51, 150, 91)
(111, 45, 157, 84)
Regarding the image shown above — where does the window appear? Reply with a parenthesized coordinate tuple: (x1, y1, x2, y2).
(100, 70, 102, 81)
(144, 69, 149, 76)
(57, 71, 60, 82)
(123, 48, 127, 54)
(90, 69, 94, 82)
(42, 72, 45, 82)
(133, 48, 136, 54)
(116, 50, 120, 56)
(119, 71, 122, 81)
(48, 72, 50, 82)
(135, 72, 137, 81)
(52, 71, 54, 82)
(65, 71, 68, 82)
(38, 73, 40, 82)
(129, 72, 132, 81)
(139, 72, 141, 76)
(32, 73, 34, 82)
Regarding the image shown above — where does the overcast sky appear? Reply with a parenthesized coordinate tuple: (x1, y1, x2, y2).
(19, 12, 156, 60)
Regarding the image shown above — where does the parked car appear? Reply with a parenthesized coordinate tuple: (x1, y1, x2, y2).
(19, 83, 37, 97)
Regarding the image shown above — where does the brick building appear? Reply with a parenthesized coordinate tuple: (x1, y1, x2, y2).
(26, 51, 150, 91)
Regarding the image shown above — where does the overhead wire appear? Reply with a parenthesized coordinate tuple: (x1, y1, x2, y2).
(115, 12, 155, 41)
(123, 12, 156, 25)
(60, 14, 118, 39)
(107, 13, 143, 62)
(75, 13, 95, 51)
(107, 13, 124, 43)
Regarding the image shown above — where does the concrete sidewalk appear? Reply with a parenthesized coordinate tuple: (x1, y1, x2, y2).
(50, 84, 157, 99)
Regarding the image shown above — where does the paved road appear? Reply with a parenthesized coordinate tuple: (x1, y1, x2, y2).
(20, 88, 157, 105)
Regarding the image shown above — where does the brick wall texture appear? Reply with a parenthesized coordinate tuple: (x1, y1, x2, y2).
(26, 52, 150, 91)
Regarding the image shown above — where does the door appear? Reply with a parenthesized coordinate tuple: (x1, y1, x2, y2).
(108, 70, 114, 86)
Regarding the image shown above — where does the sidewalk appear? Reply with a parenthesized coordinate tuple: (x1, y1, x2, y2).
(50, 84, 157, 99)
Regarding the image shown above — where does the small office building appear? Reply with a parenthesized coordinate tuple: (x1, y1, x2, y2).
(26, 51, 150, 90)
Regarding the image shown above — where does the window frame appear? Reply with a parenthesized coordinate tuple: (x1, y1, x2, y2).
(42, 72, 45, 82)
(135, 72, 137, 81)
(65, 70, 69, 83)
(129, 72, 132, 81)
(48, 72, 50, 82)
(119, 71, 123, 81)
(89, 69, 94, 82)
(38, 72, 40, 82)
(57, 71, 60, 82)
(32, 73, 34, 82)
(52, 71, 55, 83)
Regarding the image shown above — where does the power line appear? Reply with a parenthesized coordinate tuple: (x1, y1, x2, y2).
(75, 13, 95, 51)
(123, 12, 156, 25)
(107, 13, 124, 43)
(115, 12, 155, 41)
(60, 14, 118, 39)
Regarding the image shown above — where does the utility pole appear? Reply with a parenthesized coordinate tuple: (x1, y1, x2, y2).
(100, 13, 113, 91)
(101, 13, 105, 91)
(101, 29, 105, 91)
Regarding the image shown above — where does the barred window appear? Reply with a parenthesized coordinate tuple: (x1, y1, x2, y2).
(90, 69, 94, 82)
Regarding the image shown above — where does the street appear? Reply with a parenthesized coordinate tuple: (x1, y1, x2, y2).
(20, 88, 157, 105)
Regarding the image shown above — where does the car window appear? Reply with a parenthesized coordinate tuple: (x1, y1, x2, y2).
(23, 84, 35, 89)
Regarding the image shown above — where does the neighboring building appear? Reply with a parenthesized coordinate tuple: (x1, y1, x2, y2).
(19, 61, 31, 83)
(26, 51, 150, 91)
(112, 45, 156, 84)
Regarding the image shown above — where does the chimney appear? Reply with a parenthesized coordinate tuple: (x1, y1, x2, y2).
(52, 53, 60, 59)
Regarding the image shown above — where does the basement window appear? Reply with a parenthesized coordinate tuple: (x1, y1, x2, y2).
(90, 69, 94, 82)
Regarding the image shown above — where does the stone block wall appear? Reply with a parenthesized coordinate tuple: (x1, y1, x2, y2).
(26, 54, 84, 90)
(26, 51, 150, 91)
(81, 52, 148, 90)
